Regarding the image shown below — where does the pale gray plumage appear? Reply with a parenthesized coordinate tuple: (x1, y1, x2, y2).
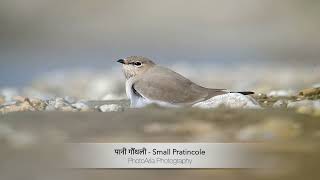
(133, 66, 226, 105)
(117, 56, 253, 107)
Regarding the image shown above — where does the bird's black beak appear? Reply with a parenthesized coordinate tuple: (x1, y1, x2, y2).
(117, 59, 125, 64)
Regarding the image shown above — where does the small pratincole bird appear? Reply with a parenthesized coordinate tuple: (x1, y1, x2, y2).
(117, 56, 254, 108)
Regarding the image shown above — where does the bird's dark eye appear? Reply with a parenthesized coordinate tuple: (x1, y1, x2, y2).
(134, 62, 142, 66)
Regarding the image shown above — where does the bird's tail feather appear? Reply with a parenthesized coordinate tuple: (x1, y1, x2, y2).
(206, 88, 254, 96)
(231, 91, 255, 95)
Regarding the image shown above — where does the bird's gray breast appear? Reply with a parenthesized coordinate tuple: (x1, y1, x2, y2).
(125, 77, 178, 108)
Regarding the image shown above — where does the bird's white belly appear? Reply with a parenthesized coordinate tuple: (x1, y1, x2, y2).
(132, 96, 178, 108)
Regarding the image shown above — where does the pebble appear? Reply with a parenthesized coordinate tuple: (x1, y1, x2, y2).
(252, 93, 268, 107)
(237, 118, 301, 141)
(257, 93, 268, 99)
(273, 99, 288, 108)
(29, 98, 47, 111)
(64, 96, 77, 104)
(55, 98, 77, 111)
(267, 90, 296, 97)
(19, 100, 36, 111)
(0, 100, 35, 114)
(99, 104, 124, 112)
(45, 98, 78, 112)
(54, 97, 69, 109)
(299, 87, 320, 97)
(45, 99, 57, 111)
(10, 96, 47, 111)
(193, 93, 261, 109)
(71, 102, 90, 112)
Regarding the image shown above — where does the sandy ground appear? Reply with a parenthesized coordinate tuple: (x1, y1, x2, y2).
(1, 107, 320, 180)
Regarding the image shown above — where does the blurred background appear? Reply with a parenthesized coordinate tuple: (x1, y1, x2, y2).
(1, 1, 320, 180)
(0, 0, 320, 100)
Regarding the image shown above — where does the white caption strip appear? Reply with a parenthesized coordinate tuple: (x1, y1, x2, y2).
(66, 143, 266, 169)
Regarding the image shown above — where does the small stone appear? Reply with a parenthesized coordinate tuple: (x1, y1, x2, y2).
(45, 98, 77, 111)
(54, 97, 69, 109)
(55, 97, 78, 111)
(299, 87, 320, 97)
(71, 102, 90, 112)
(99, 104, 124, 112)
(17, 101, 35, 111)
(64, 96, 77, 104)
(257, 93, 268, 99)
(29, 98, 47, 111)
(273, 99, 288, 108)
(267, 90, 296, 97)
(45, 106, 55, 111)
(45, 99, 56, 111)
(0, 101, 35, 114)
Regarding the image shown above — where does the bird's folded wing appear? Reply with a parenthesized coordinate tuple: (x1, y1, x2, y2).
(133, 66, 212, 104)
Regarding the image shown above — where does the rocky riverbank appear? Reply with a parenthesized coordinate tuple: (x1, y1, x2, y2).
(1, 87, 319, 115)
(1, 86, 320, 180)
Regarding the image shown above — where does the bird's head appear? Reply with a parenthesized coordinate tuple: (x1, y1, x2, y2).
(117, 56, 156, 79)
